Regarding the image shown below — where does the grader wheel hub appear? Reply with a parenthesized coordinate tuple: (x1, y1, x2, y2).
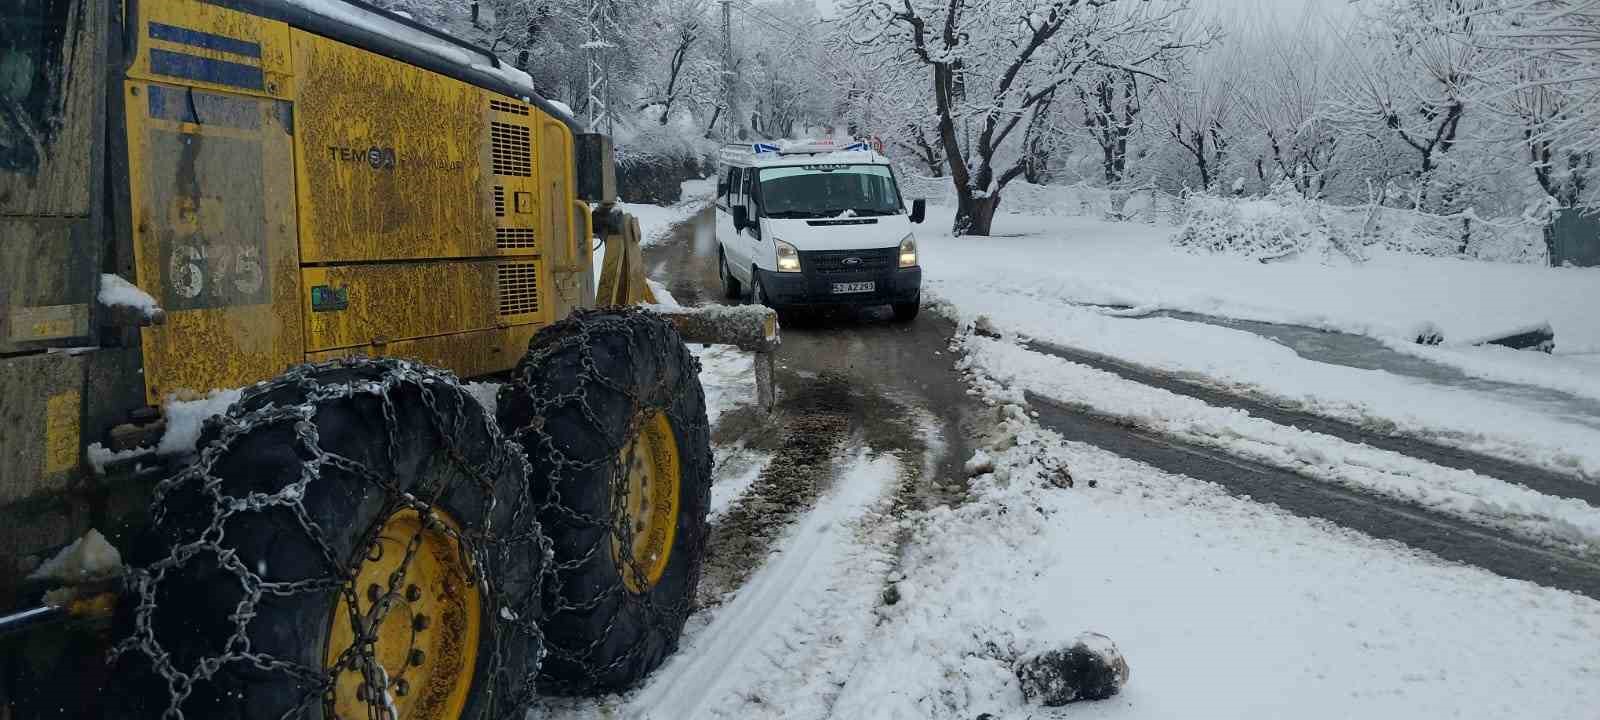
(615, 411, 682, 593)
(326, 509, 480, 720)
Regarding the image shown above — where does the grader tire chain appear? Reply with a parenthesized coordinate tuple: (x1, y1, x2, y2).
(497, 308, 713, 696)
(109, 358, 548, 719)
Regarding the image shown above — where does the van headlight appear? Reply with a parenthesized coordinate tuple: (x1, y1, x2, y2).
(775, 239, 802, 273)
(899, 234, 918, 268)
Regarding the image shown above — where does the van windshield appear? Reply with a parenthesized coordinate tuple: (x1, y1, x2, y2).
(758, 164, 902, 219)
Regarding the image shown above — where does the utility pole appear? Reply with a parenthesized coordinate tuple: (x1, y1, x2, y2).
(586, 0, 615, 137)
(720, 0, 736, 140)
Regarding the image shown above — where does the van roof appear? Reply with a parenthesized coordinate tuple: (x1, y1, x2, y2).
(718, 141, 891, 169)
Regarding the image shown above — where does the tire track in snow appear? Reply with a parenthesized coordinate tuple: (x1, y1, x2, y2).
(1029, 394, 1600, 599)
(624, 448, 902, 719)
(1017, 335, 1599, 503)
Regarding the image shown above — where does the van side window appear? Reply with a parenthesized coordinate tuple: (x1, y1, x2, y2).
(722, 168, 738, 201)
(730, 168, 745, 208)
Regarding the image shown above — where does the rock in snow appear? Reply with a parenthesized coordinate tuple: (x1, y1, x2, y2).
(1015, 632, 1130, 706)
(964, 450, 995, 477)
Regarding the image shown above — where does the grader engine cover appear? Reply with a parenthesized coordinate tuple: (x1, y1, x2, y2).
(119, 0, 583, 401)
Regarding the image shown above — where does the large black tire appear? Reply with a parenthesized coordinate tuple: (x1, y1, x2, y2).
(892, 295, 921, 323)
(110, 359, 545, 719)
(718, 246, 743, 299)
(497, 308, 713, 695)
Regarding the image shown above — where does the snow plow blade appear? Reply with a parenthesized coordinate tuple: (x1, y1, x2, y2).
(654, 304, 781, 414)
(596, 206, 781, 412)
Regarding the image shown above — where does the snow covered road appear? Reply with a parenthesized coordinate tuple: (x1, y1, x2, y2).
(534, 207, 1600, 719)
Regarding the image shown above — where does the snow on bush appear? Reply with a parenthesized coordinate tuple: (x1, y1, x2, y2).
(1173, 184, 1364, 263)
(1321, 204, 1549, 264)
(1173, 184, 1548, 265)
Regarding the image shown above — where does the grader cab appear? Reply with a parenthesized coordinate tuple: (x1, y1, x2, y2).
(0, 0, 774, 717)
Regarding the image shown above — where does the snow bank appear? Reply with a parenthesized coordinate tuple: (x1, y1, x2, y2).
(961, 335, 1600, 548)
(830, 367, 1600, 719)
(690, 344, 755, 427)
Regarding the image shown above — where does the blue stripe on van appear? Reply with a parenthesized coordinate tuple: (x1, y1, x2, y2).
(147, 21, 262, 58)
(148, 49, 265, 91)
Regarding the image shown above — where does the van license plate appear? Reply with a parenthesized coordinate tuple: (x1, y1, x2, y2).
(832, 281, 875, 294)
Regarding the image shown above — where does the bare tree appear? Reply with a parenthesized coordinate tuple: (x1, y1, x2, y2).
(1152, 47, 1236, 191)
(1233, 19, 1340, 197)
(840, 0, 1189, 236)
(1328, 0, 1487, 210)
(1467, 0, 1599, 208)
(1074, 8, 1201, 186)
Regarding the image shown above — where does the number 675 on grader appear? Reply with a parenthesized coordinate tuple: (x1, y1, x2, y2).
(0, 0, 775, 717)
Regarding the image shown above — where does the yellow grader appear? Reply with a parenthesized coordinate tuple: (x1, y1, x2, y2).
(0, 0, 775, 717)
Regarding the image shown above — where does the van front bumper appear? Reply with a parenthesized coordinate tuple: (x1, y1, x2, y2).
(755, 265, 922, 307)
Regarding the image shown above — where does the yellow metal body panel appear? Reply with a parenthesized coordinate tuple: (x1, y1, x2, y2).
(305, 325, 542, 381)
(118, 0, 587, 401)
(291, 30, 493, 263)
(302, 260, 540, 352)
(125, 0, 293, 100)
(126, 79, 305, 404)
(44, 391, 82, 475)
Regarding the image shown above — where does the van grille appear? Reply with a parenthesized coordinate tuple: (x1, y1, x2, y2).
(801, 247, 897, 274)
(491, 122, 532, 177)
(497, 262, 540, 315)
(494, 186, 506, 216)
(496, 228, 537, 250)
(490, 99, 529, 116)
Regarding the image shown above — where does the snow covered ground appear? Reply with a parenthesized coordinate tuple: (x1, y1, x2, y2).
(919, 208, 1600, 387)
(962, 336, 1600, 551)
(833, 418, 1600, 720)
(531, 197, 1600, 720)
(919, 207, 1600, 480)
(537, 343, 1600, 720)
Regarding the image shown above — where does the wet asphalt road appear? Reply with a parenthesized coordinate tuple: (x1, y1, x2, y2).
(648, 210, 986, 603)
(647, 208, 1600, 600)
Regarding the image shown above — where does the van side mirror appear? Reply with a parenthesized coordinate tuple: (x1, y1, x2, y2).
(732, 205, 749, 231)
(910, 198, 926, 224)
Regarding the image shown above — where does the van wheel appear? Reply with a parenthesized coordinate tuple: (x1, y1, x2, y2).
(892, 295, 921, 323)
(751, 269, 775, 310)
(718, 247, 743, 299)
(111, 359, 545, 720)
(498, 308, 713, 695)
